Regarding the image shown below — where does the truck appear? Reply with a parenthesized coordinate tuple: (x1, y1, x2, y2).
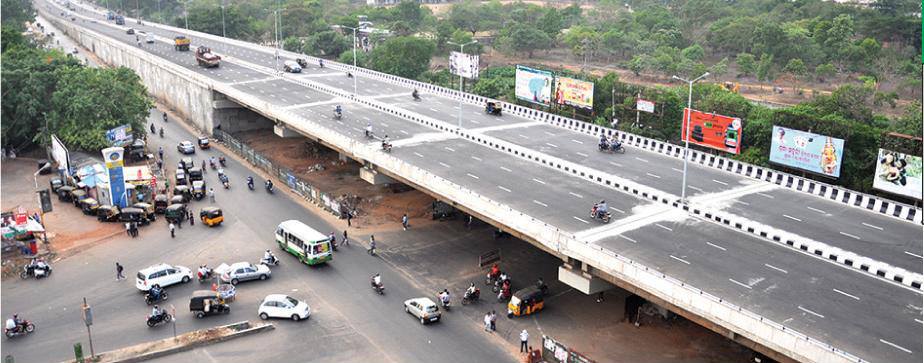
(173, 36, 190, 51)
(114, 15, 125, 25)
(195, 46, 220, 68)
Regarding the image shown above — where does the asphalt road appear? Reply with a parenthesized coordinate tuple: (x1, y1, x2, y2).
(35, 3, 924, 362)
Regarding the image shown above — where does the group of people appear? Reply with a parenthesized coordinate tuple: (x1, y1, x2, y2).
(598, 134, 623, 152)
(125, 221, 141, 238)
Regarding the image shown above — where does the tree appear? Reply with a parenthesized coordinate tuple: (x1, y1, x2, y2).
(783, 58, 807, 79)
(709, 57, 729, 80)
(1, 0, 35, 31)
(337, 49, 368, 68)
(447, 1, 482, 36)
(736, 53, 756, 77)
(392, 0, 425, 30)
(1, 25, 26, 52)
(814, 63, 837, 82)
(183, 4, 256, 41)
(756, 53, 775, 82)
(628, 55, 647, 76)
(681, 44, 705, 62)
(368, 36, 435, 79)
(495, 25, 551, 58)
(281, 3, 327, 38)
(306, 31, 351, 57)
(450, 30, 484, 55)
(538, 8, 563, 38)
(561, 26, 601, 62)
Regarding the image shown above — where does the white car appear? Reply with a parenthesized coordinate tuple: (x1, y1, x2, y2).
(135, 263, 193, 291)
(403, 297, 441, 324)
(258, 294, 310, 321)
(218, 262, 271, 285)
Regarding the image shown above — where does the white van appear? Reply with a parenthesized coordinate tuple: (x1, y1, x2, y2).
(145, 33, 155, 43)
(135, 263, 193, 291)
(283, 60, 302, 73)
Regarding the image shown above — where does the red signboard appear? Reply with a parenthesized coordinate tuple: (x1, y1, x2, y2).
(680, 108, 743, 154)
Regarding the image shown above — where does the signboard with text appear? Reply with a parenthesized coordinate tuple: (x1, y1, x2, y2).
(515, 65, 553, 106)
(102, 147, 127, 207)
(449, 51, 479, 79)
(769, 126, 844, 178)
(553, 77, 594, 109)
(105, 124, 133, 147)
(873, 148, 923, 200)
(636, 98, 655, 113)
(680, 108, 742, 154)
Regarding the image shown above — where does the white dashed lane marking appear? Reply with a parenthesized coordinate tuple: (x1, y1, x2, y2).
(568, 192, 583, 199)
(904, 251, 923, 259)
(764, 264, 788, 274)
(862, 222, 883, 231)
(728, 278, 752, 289)
(532, 200, 548, 207)
(806, 206, 826, 214)
(832, 288, 860, 301)
(466, 173, 479, 179)
(497, 186, 511, 193)
(572, 216, 589, 224)
(669, 255, 690, 265)
(706, 242, 726, 251)
(782, 214, 802, 222)
(532, 178, 546, 185)
(620, 235, 637, 243)
(879, 339, 912, 354)
(438, 162, 451, 168)
(499, 166, 512, 172)
(839, 231, 861, 240)
(798, 306, 825, 319)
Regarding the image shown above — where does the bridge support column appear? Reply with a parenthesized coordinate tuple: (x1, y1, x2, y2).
(360, 166, 394, 185)
(558, 262, 614, 295)
(273, 124, 300, 138)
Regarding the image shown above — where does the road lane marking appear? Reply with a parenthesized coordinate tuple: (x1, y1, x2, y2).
(429, 108, 439, 112)
(655, 224, 672, 232)
(915, 318, 923, 324)
(498, 186, 512, 193)
(806, 206, 827, 214)
(573, 216, 589, 224)
(532, 178, 546, 185)
(543, 131, 555, 136)
(471, 156, 482, 161)
(839, 231, 861, 240)
(764, 264, 788, 274)
(608, 161, 623, 167)
(688, 185, 704, 192)
(576, 152, 588, 157)
(634, 157, 649, 163)
(612, 208, 626, 214)
(861, 222, 883, 231)
(438, 162, 451, 168)
(832, 288, 860, 300)
(671, 167, 683, 173)
(413, 152, 424, 158)
(569, 192, 584, 199)
(904, 251, 923, 259)
(399, 130, 409, 135)
(518, 134, 529, 139)
(783, 214, 802, 222)
(879, 339, 912, 354)
(533, 200, 548, 207)
(706, 242, 726, 251)
(620, 235, 637, 243)
(756, 192, 775, 199)
(712, 179, 728, 186)
(646, 173, 661, 179)
(669, 255, 690, 265)
(467, 173, 480, 179)
(444, 147, 456, 152)
(570, 139, 583, 144)
(728, 278, 752, 289)
(798, 306, 825, 319)
(500, 166, 512, 172)
(732, 200, 750, 206)
(545, 143, 558, 148)
(470, 120, 480, 124)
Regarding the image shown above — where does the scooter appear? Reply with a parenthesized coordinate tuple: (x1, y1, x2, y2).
(4, 321, 35, 338)
(598, 142, 626, 154)
(461, 289, 480, 305)
(144, 290, 169, 305)
(20, 264, 52, 279)
(197, 268, 213, 283)
(247, 181, 254, 190)
(590, 207, 611, 223)
(260, 254, 280, 267)
(381, 142, 392, 153)
(333, 111, 342, 120)
(438, 293, 451, 311)
(371, 281, 385, 295)
(146, 312, 172, 327)
(265, 181, 274, 194)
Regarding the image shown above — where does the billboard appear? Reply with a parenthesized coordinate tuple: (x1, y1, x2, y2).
(769, 126, 845, 178)
(553, 77, 594, 109)
(680, 108, 742, 154)
(515, 65, 553, 106)
(50, 134, 71, 175)
(449, 51, 479, 79)
(873, 149, 923, 200)
(102, 147, 127, 207)
(105, 124, 133, 147)
(636, 98, 655, 113)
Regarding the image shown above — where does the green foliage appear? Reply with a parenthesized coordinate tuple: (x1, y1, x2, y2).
(337, 49, 368, 67)
(561, 25, 601, 60)
(1, 25, 27, 52)
(449, 30, 484, 55)
(182, 4, 256, 40)
(1, 0, 35, 31)
(681, 44, 704, 62)
(756, 53, 775, 81)
(306, 30, 351, 57)
(783, 58, 807, 78)
(368, 36, 434, 79)
(709, 57, 729, 79)
(495, 25, 551, 58)
(736, 53, 756, 77)
(814, 63, 836, 82)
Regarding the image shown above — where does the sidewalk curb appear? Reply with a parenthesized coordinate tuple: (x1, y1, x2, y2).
(60, 321, 273, 363)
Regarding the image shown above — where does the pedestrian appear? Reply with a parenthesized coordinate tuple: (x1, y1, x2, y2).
(483, 312, 491, 332)
(208, 188, 215, 203)
(130, 222, 138, 237)
(466, 215, 473, 229)
(596, 292, 604, 303)
(520, 329, 529, 353)
(201, 160, 206, 173)
(527, 346, 540, 363)
(116, 262, 125, 280)
(401, 214, 408, 230)
(189, 211, 194, 226)
(490, 310, 497, 331)
(157, 159, 163, 170)
(368, 235, 376, 255)
(342, 230, 349, 246)
(125, 222, 132, 237)
(346, 211, 352, 227)
(328, 232, 336, 249)
(169, 222, 175, 238)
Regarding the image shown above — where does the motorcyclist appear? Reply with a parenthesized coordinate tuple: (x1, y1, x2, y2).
(334, 105, 342, 118)
(365, 123, 373, 139)
(381, 135, 391, 150)
(163, 112, 167, 122)
(158, 146, 163, 159)
(151, 305, 163, 319)
(412, 89, 419, 100)
(439, 289, 450, 306)
(265, 179, 274, 191)
(371, 273, 382, 288)
(346, 71, 353, 78)
(10, 315, 22, 332)
(609, 136, 622, 151)
(318, 59, 324, 68)
(218, 156, 226, 166)
(149, 284, 163, 301)
(263, 250, 275, 264)
(159, 127, 164, 137)
(209, 157, 216, 169)
(465, 283, 476, 298)
(35, 258, 49, 273)
(594, 200, 608, 219)
(246, 176, 254, 189)
(150, 123, 156, 133)
(197, 265, 211, 280)
(488, 263, 500, 281)
(599, 134, 609, 149)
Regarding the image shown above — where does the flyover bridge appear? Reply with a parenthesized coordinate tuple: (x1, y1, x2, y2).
(43, 2, 923, 362)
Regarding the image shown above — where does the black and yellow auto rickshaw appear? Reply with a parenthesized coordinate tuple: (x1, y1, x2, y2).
(97, 205, 121, 222)
(71, 189, 88, 207)
(172, 185, 192, 203)
(189, 290, 230, 319)
(79, 198, 100, 215)
(165, 204, 187, 223)
(507, 287, 544, 318)
(170, 195, 186, 206)
(199, 206, 223, 227)
(57, 185, 76, 202)
(175, 169, 188, 186)
(49, 178, 64, 193)
(192, 180, 206, 200)
(133, 202, 157, 222)
(154, 194, 169, 214)
(197, 137, 210, 150)
(119, 207, 147, 225)
(188, 167, 203, 182)
(485, 101, 502, 116)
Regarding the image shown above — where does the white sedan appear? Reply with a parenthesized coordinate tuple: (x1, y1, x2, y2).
(258, 294, 310, 321)
(404, 297, 441, 324)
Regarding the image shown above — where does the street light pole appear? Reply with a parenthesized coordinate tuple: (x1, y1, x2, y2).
(338, 25, 360, 95)
(183, 0, 189, 35)
(273, 10, 280, 73)
(220, 1, 226, 38)
(672, 72, 709, 203)
(447, 40, 477, 129)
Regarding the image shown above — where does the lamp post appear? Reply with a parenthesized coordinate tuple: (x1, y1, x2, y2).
(182, 0, 189, 35)
(672, 72, 709, 203)
(273, 10, 280, 73)
(220, 0, 226, 38)
(447, 40, 477, 129)
(338, 25, 360, 95)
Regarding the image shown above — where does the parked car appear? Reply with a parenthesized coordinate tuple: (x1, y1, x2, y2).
(283, 60, 302, 73)
(135, 263, 193, 291)
(258, 294, 310, 321)
(403, 297, 441, 324)
(218, 262, 271, 285)
(177, 141, 195, 154)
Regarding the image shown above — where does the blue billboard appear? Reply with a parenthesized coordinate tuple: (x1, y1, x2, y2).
(769, 126, 845, 178)
(102, 147, 128, 207)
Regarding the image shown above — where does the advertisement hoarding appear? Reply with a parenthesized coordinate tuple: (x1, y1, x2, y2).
(680, 108, 742, 154)
(449, 51, 479, 79)
(515, 65, 553, 106)
(873, 149, 923, 200)
(768, 126, 845, 178)
(102, 147, 127, 207)
(50, 134, 71, 175)
(636, 98, 655, 113)
(553, 77, 594, 109)
(105, 124, 133, 147)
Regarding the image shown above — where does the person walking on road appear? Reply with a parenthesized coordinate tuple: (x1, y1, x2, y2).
(520, 329, 529, 353)
(125, 222, 131, 237)
(368, 235, 376, 255)
(208, 188, 215, 203)
(490, 310, 497, 331)
(346, 211, 352, 227)
(169, 222, 176, 238)
(341, 230, 349, 246)
(116, 262, 125, 281)
(401, 214, 408, 230)
(189, 211, 194, 226)
(483, 312, 491, 332)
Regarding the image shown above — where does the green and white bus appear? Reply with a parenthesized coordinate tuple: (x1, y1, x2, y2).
(275, 220, 332, 266)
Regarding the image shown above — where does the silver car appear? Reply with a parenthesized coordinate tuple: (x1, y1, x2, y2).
(177, 141, 195, 154)
(403, 297, 441, 324)
(220, 262, 271, 285)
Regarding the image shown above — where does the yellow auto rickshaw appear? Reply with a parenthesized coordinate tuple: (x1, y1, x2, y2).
(132, 202, 157, 223)
(507, 287, 544, 318)
(199, 206, 223, 227)
(154, 194, 169, 214)
(79, 198, 100, 215)
(97, 205, 121, 222)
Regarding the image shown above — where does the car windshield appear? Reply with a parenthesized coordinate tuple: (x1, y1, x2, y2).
(425, 305, 439, 313)
(285, 297, 299, 306)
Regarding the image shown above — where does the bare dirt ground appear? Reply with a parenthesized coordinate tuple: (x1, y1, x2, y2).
(234, 130, 437, 231)
(1, 158, 122, 278)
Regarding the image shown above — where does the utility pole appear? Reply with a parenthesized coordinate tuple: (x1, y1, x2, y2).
(183, 0, 189, 35)
(338, 25, 360, 95)
(672, 72, 709, 203)
(220, 0, 226, 38)
(447, 40, 477, 129)
(635, 91, 640, 129)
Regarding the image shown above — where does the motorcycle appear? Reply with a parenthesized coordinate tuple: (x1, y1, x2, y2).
(197, 268, 213, 283)
(260, 254, 279, 267)
(265, 181, 274, 194)
(146, 312, 172, 327)
(371, 281, 385, 295)
(333, 111, 342, 120)
(4, 321, 35, 338)
(412, 92, 421, 101)
(20, 264, 51, 279)
(492, 275, 509, 293)
(381, 142, 392, 153)
(150, 123, 156, 133)
(598, 141, 626, 154)
(144, 290, 169, 305)
(497, 286, 511, 302)
(438, 293, 451, 311)
(536, 280, 549, 297)
(222, 180, 230, 189)
(485, 270, 501, 286)
(590, 207, 611, 223)
(209, 160, 217, 170)
(159, 128, 164, 138)
(461, 289, 480, 305)
(247, 180, 254, 191)
(218, 157, 226, 167)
